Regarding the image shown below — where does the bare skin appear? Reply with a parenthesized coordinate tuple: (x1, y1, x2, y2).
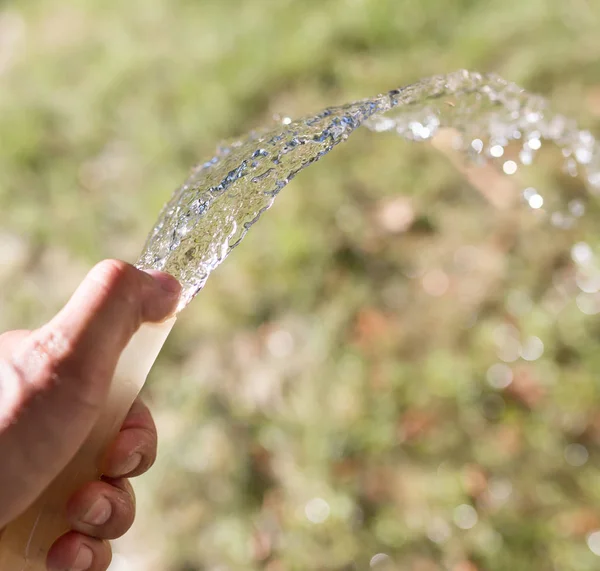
(0, 260, 181, 571)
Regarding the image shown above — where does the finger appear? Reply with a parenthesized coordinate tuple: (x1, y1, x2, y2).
(48, 261, 181, 388)
(65, 477, 135, 540)
(47, 531, 112, 571)
(0, 261, 180, 526)
(102, 398, 157, 478)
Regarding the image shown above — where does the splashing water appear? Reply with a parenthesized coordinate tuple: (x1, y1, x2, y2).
(136, 69, 600, 310)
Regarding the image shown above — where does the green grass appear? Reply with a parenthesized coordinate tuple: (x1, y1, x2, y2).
(1, 1, 600, 569)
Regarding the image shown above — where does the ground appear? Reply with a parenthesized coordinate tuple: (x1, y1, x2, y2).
(1, 1, 600, 570)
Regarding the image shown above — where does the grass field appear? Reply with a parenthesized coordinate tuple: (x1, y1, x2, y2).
(2, 1, 600, 570)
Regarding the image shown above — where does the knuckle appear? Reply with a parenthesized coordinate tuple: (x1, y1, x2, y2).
(88, 260, 142, 307)
(0, 327, 73, 426)
(21, 326, 104, 413)
(30, 327, 99, 405)
(30, 326, 76, 365)
(0, 330, 102, 429)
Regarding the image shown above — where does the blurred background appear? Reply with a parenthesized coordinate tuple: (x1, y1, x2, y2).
(2, 1, 600, 570)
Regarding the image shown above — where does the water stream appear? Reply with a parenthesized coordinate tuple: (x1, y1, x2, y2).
(136, 69, 600, 312)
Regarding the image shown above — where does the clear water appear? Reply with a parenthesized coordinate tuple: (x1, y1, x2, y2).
(136, 69, 600, 310)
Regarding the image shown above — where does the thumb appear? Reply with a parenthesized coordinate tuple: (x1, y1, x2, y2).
(0, 260, 180, 526)
(47, 259, 181, 397)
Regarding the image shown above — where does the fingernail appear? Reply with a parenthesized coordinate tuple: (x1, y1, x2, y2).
(144, 270, 181, 295)
(116, 452, 142, 476)
(81, 496, 112, 526)
(72, 544, 93, 571)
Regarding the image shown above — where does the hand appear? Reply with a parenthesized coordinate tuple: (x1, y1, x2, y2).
(0, 260, 181, 571)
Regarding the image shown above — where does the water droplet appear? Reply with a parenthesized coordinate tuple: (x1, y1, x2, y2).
(370, 554, 391, 567)
(471, 138, 484, 153)
(564, 443, 589, 467)
(266, 329, 294, 358)
(488, 478, 513, 503)
(551, 211, 574, 228)
(453, 504, 478, 530)
(377, 198, 415, 233)
(409, 121, 432, 140)
(575, 147, 593, 165)
(565, 158, 579, 177)
(519, 149, 533, 165)
(576, 269, 600, 293)
(576, 292, 600, 315)
(497, 338, 521, 363)
(422, 269, 449, 297)
(490, 145, 504, 158)
(506, 290, 533, 316)
(503, 160, 517, 175)
(520, 336, 544, 361)
(493, 324, 520, 343)
(528, 137, 541, 150)
(526, 192, 544, 209)
(526, 111, 542, 123)
(588, 171, 600, 189)
(427, 518, 451, 544)
(369, 117, 396, 132)
(571, 242, 593, 265)
(486, 363, 513, 389)
(587, 531, 600, 556)
(569, 199, 585, 217)
(580, 130, 595, 145)
(305, 498, 330, 523)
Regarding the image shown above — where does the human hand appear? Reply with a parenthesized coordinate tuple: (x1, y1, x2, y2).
(0, 260, 181, 570)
